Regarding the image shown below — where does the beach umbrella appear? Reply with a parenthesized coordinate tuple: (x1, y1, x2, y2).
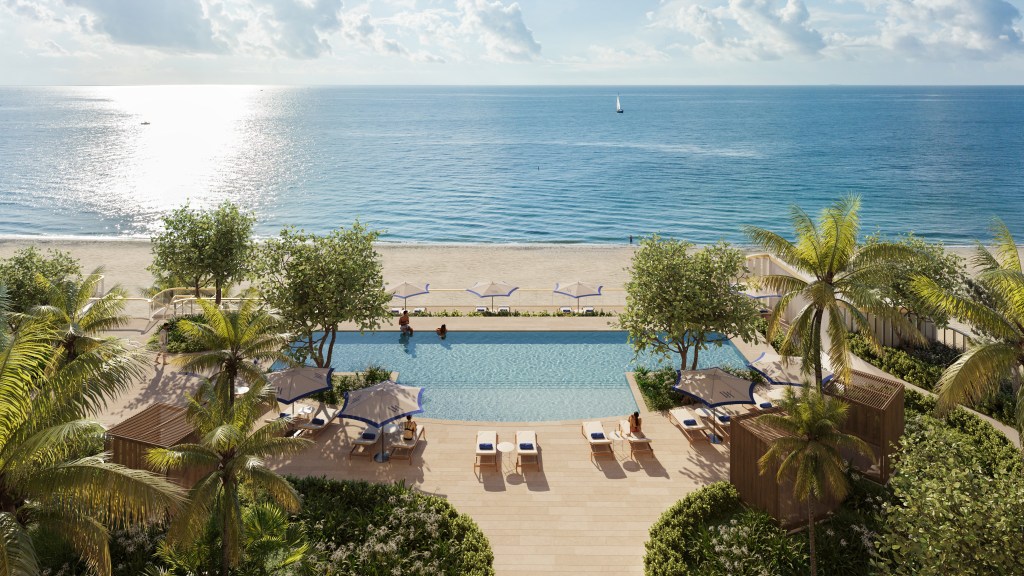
(338, 380, 425, 462)
(747, 352, 833, 387)
(672, 367, 756, 444)
(389, 282, 430, 310)
(466, 280, 519, 309)
(268, 366, 335, 405)
(553, 280, 603, 312)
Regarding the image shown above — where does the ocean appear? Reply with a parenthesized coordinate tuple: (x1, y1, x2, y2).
(0, 85, 1021, 244)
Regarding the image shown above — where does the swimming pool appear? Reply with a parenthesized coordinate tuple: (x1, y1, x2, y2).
(327, 331, 749, 422)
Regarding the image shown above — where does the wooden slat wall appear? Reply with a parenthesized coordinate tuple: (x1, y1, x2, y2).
(108, 433, 209, 488)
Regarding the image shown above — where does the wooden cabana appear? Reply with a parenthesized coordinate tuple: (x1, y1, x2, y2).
(729, 410, 842, 529)
(831, 371, 905, 483)
(106, 402, 207, 488)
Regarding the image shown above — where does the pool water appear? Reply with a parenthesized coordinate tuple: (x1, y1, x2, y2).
(327, 331, 749, 422)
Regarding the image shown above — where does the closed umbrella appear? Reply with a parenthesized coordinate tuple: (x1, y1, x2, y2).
(466, 280, 519, 310)
(268, 366, 335, 409)
(554, 280, 603, 312)
(338, 380, 425, 462)
(389, 282, 430, 310)
(673, 367, 756, 444)
(747, 352, 833, 387)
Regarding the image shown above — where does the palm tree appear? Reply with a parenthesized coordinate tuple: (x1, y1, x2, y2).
(147, 379, 311, 576)
(744, 195, 920, 389)
(757, 387, 872, 576)
(31, 267, 130, 362)
(176, 295, 291, 406)
(0, 290, 184, 576)
(912, 219, 1024, 433)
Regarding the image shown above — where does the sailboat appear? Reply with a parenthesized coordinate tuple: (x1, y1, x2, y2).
(616, 94, 624, 113)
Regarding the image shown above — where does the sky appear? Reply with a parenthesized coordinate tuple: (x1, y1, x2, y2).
(2, 0, 1023, 85)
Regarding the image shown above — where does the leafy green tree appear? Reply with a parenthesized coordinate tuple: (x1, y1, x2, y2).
(0, 289, 184, 576)
(619, 237, 761, 369)
(176, 295, 290, 407)
(149, 202, 255, 304)
(757, 387, 872, 576)
(912, 219, 1024, 433)
(744, 195, 920, 389)
(863, 231, 970, 326)
(31, 266, 130, 362)
(253, 223, 391, 368)
(147, 380, 311, 576)
(874, 414, 1024, 575)
(0, 246, 81, 315)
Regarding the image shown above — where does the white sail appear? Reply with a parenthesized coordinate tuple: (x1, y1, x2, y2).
(616, 95, 622, 112)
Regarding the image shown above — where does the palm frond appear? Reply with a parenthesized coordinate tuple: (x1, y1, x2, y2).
(242, 465, 302, 513)
(934, 341, 1021, 414)
(989, 218, 1023, 272)
(743, 226, 805, 272)
(31, 508, 112, 576)
(0, 512, 39, 576)
(146, 444, 219, 472)
(166, 473, 222, 547)
(912, 275, 1018, 340)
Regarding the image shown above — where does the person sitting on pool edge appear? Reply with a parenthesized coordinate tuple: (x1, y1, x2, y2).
(402, 414, 418, 441)
(628, 411, 644, 437)
(435, 323, 447, 339)
(399, 310, 413, 335)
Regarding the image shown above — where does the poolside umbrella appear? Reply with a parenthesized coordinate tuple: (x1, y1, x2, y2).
(747, 352, 833, 387)
(389, 282, 430, 310)
(553, 281, 603, 312)
(269, 366, 335, 409)
(466, 280, 519, 310)
(672, 367, 756, 443)
(338, 380, 425, 463)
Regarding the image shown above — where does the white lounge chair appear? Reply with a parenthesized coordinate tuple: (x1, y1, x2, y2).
(413, 307, 425, 315)
(475, 306, 488, 313)
(475, 430, 498, 471)
(389, 426, 426, 464)
(295, 405, 341, 439)
(749, 393, 774, 411)
(349, 425, 381, 459)
(515, 430, 540, 474)
(618, 419, 654, 458)
(559, 307, 572, 314)
(582, 306, 595, 315)
(390, 307, 402, 316)
(668, 406, 709, 443)
(581, 421, 614, 460)
(497, 305, 510, 314)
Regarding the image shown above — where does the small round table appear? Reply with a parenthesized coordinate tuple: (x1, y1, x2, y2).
(496, 441, 514, 453)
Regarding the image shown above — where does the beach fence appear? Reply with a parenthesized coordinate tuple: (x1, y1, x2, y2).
(390, 288, 627, 313)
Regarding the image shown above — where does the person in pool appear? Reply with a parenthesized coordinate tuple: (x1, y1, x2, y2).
(399, 310, 413, 335)
(435, 324, 447, 339)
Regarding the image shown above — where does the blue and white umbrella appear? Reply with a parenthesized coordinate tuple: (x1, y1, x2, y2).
(466, 280, 518, 309)
(268, 366, 335, 405)
(748, 352, 833, 387)
(554, 280, 603, 312)
(673, 367, 755, 444)
(389, 282, 430, 310)
(339, 380, 425, 463)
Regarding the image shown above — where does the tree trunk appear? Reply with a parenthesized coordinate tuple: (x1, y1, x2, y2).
(316, 330, 328, 368)
(811, 308, 824, 392)
(215, 279, 223, 305)
(690, 337, 702, 370)
(221, 478, 232, 576)
(676, 343, 690, 371)
(194, 278, 201, 298)
(324, 327, 338, 369)
(808, 497, 817, 576)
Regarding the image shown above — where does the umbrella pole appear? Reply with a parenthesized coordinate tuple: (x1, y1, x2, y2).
(375, 429, 390, 463)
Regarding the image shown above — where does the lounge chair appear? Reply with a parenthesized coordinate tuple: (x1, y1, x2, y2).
(390, 307, 402, 316)
(475, 430, 499, 471)
(582, 306, 595, 315)
(581, 421, 614, 460)
(389, 426, 426, 464)
(497, 305, 510, 314)
(559, 307, 572, 314)
(349, 425, 381, 459)
(264, 412, 299, 436)
(475, 306, 488, 313)
(668, 407, 709, 443)
(413, 307, 425, 315)
(515, 430, 540, 474)
(749, 393, 774, 411)
(618, 420, 654, 458)
(295, 405, 342, 439)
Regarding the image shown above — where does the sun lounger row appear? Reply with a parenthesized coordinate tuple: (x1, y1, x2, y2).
(581, 420, 654, 460)
(474, 430, 541, 475)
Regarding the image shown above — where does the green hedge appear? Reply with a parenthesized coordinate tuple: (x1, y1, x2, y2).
(291, 477, 494, 576)
(633, 366, 678, 411)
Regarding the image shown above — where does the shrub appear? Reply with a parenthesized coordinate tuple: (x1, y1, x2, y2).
(873, 415, 1024, 575)
(634, 366, 678, 411)
(0, 246, 81, 314)
(312, 364, 390, 406)
(148, 314, 207, 354)
(291, 477, 494, 576)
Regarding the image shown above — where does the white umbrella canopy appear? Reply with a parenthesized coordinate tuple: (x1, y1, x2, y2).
(672, 367, 756, 408)
(748, 352, 834, 387)
(389, 282, 430, 306)
(466, 280, 519, 308)
(268, 366, 335, 404)
(554, 280, 603, 312)
(338, 380, 425, 429)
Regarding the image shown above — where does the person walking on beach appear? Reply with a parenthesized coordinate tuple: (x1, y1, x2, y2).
(399, 310, 414, 335)
(156, 322, 170, 366)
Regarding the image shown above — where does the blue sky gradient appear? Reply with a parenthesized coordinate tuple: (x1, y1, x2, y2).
(2, 0, 1023, 84)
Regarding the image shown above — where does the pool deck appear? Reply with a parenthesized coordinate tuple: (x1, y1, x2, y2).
(101, 316, 775, 575)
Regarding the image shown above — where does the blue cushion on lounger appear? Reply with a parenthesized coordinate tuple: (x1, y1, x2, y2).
(759, 402, 773, 409)
(279, 413, 289, 419)
(717, 415, 731, 423)
(311, 418, 325, 426)
(591, 432, 605, 440)
(683, 419, 698, 427)
(361, 431, 376, 440)
(519, 442, 534, 450)
(479, 443, 493, 451)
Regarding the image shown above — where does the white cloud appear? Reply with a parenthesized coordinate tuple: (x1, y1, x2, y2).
(655, 0, 825, 60)
(252, 0, 344, 59)
(66, 0, 228, 53)
(457, 0, 541, 61)
(871, 0, 1023, 59)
